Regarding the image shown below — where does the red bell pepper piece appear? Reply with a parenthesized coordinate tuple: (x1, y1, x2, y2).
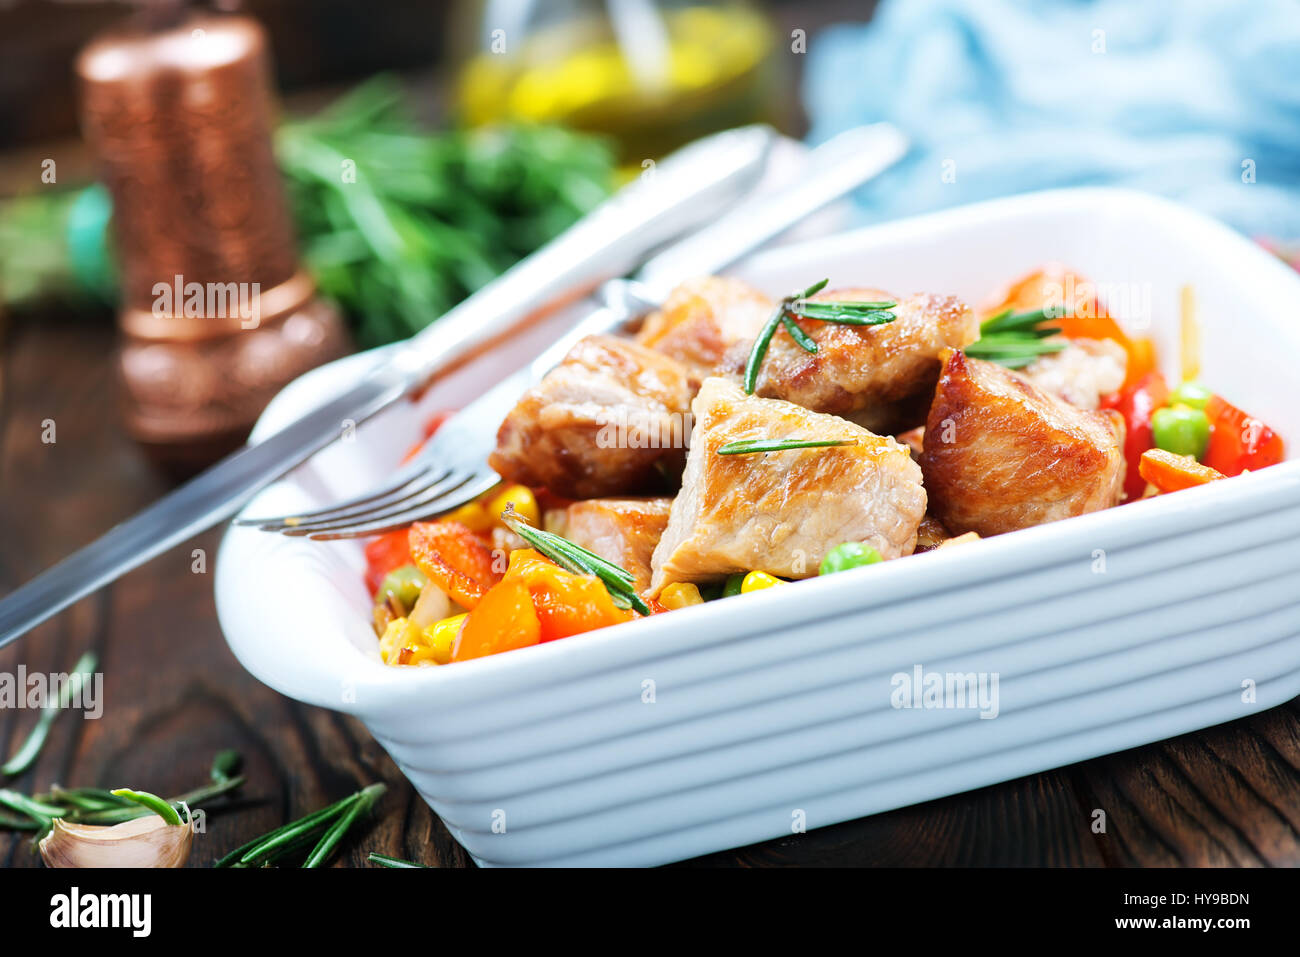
(1100, 371, 1169, 502)
(363, 528, 413, 594)
(1202, 395, 1284, 477)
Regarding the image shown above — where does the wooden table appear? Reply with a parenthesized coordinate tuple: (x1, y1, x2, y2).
(2, 308, 1299, 868)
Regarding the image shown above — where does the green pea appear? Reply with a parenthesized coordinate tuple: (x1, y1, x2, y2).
(722, 573, 746, 598)
(819, 542, 883, 576)
(375, 564, 427, 611)
(1152, 405, 1211, 459)
(1168, 381, 1213, 410)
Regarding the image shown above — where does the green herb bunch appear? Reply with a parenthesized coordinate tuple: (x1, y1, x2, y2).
(279, 76, 616, 347)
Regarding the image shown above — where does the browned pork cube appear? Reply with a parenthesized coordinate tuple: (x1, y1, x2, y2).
(635, 276, 775, 374)
(720, 287, 979, 433)
(490, 335, 700, 500)
(919, 349, 1126, 537)
(564, 497, 674, 594)
(649, 377, 927, 595)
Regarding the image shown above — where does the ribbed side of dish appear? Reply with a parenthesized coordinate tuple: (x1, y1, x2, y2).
(356, 473, 1300, 865)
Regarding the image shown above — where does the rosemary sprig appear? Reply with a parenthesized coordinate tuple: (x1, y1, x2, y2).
(780, 314, 818, 353)
(0, 751, 247, 838)
(47, 785, 134, 813)
(1, 650, 97, 778)
(500, 506, 650, 615)
(214, 783, 386, 869)
(303, 785, 382, 868)
(0, 789, 67, 823)
(368, 851, 428, 868)
(210, 749, 243, 784)
(966, 307, 1065, 368)
(717, 438, 856, 455)
(743, 279, 898, 393)
(786, 300, 898, 323)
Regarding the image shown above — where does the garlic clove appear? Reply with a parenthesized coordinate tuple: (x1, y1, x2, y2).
(39, 814, 193, 868)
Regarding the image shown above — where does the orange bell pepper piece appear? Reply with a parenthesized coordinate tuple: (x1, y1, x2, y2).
(1139, 448, 1226, 494)
(409, 520, 502, 610)
(501, 550, 633, 643)
(450, 578, 540, 662)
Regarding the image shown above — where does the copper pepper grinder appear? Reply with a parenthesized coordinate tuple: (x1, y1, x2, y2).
(76, 5, 348, 469)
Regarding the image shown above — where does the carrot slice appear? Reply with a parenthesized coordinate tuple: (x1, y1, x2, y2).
(409, 520, 502, 610)
(1138, 448, 1226, 494)
(451, 578, 540, 661)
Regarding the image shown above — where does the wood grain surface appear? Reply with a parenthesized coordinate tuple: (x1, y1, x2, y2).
(2, 312, 1299, 868)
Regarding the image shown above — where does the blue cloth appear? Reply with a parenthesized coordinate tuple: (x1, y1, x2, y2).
(804, 0, 1300, 238)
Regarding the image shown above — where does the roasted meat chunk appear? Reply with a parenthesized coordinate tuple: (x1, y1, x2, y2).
(919, 349, 1126, 536)
(490, 335, 699, 500)
(564, 497, 674, 594)
(635, 276, 775, 373)
(719, 287, 978, 432)
(1022, 337, 1127, 410)
(649, 377, 927, 595)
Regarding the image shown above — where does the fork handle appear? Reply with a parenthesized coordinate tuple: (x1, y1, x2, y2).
(442, 289, 652, 437)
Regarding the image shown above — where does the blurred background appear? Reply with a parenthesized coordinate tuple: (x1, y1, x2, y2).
(0, 0, 1297, 464)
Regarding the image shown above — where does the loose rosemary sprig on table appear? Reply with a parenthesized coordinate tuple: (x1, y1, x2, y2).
(214, 782, 386, 869)
(501, 506, 650, 616)
(716, 438, 856, 455)
(965, 306, 1065, 368)
(744, 279, 898, 393)
(1, 650, 97, 778)
(0, 751, 247, 845)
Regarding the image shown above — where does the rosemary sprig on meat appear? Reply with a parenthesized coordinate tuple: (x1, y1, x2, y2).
(716, 438, 856, 455)
(501, 506, 650, 615)
(743, 279, 898, 393)
(965, 307, 1065, 368)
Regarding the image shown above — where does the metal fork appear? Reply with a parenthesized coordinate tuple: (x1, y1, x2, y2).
(237, 123, 910, 539)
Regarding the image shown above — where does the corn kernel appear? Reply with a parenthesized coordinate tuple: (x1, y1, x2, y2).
(487, 484, 540, 527)
(660, 582, 704, 609)
(444, 501, 493, 533)
(379, 617, 423, 666)
(423, 613, 468, 665)
(740, 571, 783, 593)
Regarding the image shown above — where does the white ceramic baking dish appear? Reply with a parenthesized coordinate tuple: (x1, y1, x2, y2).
(216, 187, 1300, 867)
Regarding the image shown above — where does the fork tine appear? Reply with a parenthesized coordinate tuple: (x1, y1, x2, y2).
(234, 461, 442, 529)
(250, 466, 451, 532)
(280, 468, 480, 536)
(303, 473, 501, 540)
